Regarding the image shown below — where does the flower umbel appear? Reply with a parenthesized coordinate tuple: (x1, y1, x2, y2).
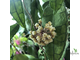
(29, 19, 56, 46)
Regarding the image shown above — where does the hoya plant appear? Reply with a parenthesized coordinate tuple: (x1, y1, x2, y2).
(10, 0, 70, 60)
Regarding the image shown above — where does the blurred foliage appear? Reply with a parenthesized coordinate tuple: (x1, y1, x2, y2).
(10, 0, 70, 60)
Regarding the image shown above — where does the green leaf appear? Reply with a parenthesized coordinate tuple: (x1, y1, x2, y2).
(13, 54, 29, 60)
(20, 37, 28, 42)
(24, 40, 38, 58)
(42, 2, 68, 60)
(23, 0, 40, 31)
(31, 0, 39, 23)
(42, 1, 49, 9)
(10, 23, 19, 40)
(10, 0, 26, 28)
(36, 0, 43, 18)
(42, 5, 53, 26)
(25, 54, 35, 59)
(49, 0, 64, 13)
(42, 0, 49, 2)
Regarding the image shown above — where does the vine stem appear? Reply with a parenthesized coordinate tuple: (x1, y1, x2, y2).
(23, 0, 36, 30)
(10, 42, 21, 54)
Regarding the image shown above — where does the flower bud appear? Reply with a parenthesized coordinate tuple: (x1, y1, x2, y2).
(43, 33, 47, 37)
(47, 35, 51, 39)
(44, 40, 49, 44)
(38, 26, 43, 30)
(36, 36, 41, 42)
(40, 42, 45, 46)
(38, 19, 42, 24)
(35, 23, 39, 28)
(29, 35, 33, 39)
(29, 31, 32, 34)
(32, 31, 36, 35)
(51, 32, 56, 38)
(49, 39, 53, 42)
(48, 21, 52, 26)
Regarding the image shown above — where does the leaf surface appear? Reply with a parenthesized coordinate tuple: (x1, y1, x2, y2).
(49, 0, 64, 13)
(13, 54, 29, 60)
(10, 0, 26, 28)
(10, 23, 19, 40)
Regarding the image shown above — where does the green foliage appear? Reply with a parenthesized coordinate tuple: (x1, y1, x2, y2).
(10, 0, 69, 60)
(42, 0, 49, 2)
(10, 0, 26, 28)
(42, 2, 68, 60)
(49, 0, 64, 13)
(10, 23, 19, 40)
(13, 54, 29, 60)
(13, 54, 41, 60)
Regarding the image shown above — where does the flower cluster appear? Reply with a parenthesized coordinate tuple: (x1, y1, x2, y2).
(29, 19, 56, 46)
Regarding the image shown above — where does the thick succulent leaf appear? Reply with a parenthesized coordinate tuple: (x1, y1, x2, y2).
(49, 0, 64, 13)
(42, 3, 68, 60)
(65, 0, 70, 8)
(13, 54, 29, 60)
(10, 23, 19, 40)
(10, 0, 26, 28)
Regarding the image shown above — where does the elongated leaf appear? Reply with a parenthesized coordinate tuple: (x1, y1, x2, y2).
(36, 0, 43, 17)
(42, 2, 68, 60)
(10, 0, 26, 28)
(49, 0, 64, 13)
(23, 0, 41, 31)
(10, 23, 19, 40)
(13, 54, 29, 60)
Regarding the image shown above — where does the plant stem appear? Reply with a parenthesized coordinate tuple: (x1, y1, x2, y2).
(10, 42, 21, 54)
(19, 45, 25, 54)
(23, 0, 36, 30)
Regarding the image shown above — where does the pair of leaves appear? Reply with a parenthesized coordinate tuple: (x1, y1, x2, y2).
(10, 0, 26, 28)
